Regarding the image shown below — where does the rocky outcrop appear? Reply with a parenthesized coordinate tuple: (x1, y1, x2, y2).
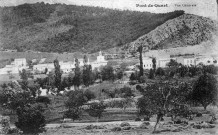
(129, 14, 217, 51)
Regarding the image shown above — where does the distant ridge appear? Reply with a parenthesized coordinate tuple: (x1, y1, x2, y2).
(127, 14, 217, 52)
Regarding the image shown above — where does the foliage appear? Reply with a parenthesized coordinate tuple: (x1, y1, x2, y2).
(65, 90, 88, 109)
(0, 83, 35, 111)
(130, 72, 137, 81)
(139, 75, 146, 83)
(101, 65, 115, 81)
(83, 65, 94, 86)
(73, 67, 83, 89)
(86, 101, 106, 119)
(83, 89, 96, 101)
(116, 86, 134, 98)
(116, 70, 124, 80)
(152, 58, 156, 72)
(137, 79, 192, 132)
(36, 96, 51, 107)
(203, 65, 218, 75)
(138, 45, 143, 77)
(167, 59, 179, 67)
(188, 66, 199, 77)
(155, 67, 165, 76)
(191, 73, 218, 110)
(148, 69, 154, 79)
(177, 65, 188, 77)
(54, 59, 62, 92)
(15, 103, 46, 134)
(63, 108, 81, 121)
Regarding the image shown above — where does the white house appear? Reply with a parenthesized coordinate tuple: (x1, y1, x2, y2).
(142, 57, 153, 70)
(183, 56, 196, 66)
(91, 51, 108, 69)
(0, 58, 29, 75)
(195, 56, 215, 66)
(33, 63, 54, 73)
(14, 58, 27, 67)
(157, 58, 171, 68)
(60, 61, 75, 73)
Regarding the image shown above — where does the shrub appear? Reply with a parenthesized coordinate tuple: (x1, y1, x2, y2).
(155, 67, 165, 76)
(15, 104, 46, 134)
(83, 89, 96, 101)
(139, 75, 146, 83)
(63, 108, 81, 121)
(148, 69, 154, 79)
(130, 72, 137, 81)
(86, 101, 106, 120)
(191, 73, 218, 110)
(36, 96, 51, 106)
(120, 122, 130, 127)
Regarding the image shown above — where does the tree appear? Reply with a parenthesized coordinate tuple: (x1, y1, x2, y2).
(73, 66, 83, 89)
(54, 59, 62, 93)
(116, 69, 124, 80)
(86, 101, 106, 121)
(152, 58, 156, 72)
(137, 45, 143, 77)
(19, 69, 28, 89)
(119, 86, 134, 98)
(203, 65, 218, 75)
(130, 72, 137, 81)
(148, 69, 154, 79)
(137, 80, 192, 132)
(192, 73, 218, 110)
(167, 59, 179, 67)
(83, 65, 93, 87)
(15, 103, 46, 134)
(155, 67, 165, 76)
(101, 65, 115, 81)
(177, 65, 188, 77)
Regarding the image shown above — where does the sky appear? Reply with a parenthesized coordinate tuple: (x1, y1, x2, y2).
(0, 0, 217, 20)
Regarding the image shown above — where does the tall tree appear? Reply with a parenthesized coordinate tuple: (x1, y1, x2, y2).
(73, 58, 82, 90)
(83, 65, 93, 87)
(152, 58, 156, 72)
(54, 59, 62, 93)
(137, 45, 143, 77)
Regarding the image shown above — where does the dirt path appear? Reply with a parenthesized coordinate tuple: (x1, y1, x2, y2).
(45, 121, 156, 128)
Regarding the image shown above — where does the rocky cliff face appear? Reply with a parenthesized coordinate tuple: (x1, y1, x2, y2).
(128, 14, 217, 52)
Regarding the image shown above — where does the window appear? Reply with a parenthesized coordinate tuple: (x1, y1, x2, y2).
(208, 60, 210, 63)
(190, 60, 192, 63)
(187, 60, 189, 63)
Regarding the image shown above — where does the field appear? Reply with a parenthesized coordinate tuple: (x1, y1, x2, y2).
(41, 106, 218, 135)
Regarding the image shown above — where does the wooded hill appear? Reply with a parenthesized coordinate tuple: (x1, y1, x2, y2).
(0, 2, 185, 53)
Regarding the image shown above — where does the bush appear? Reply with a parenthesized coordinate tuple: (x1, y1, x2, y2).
(148, 69, 154, 79)
(86, 101, 106, 120)
(83, 89, 96, 101)
(130, 72, 137, 81)
(15, 104, 46, 134)
(191, 73, 218, 110)
(36, 96, 51, 106)
(155, 67, 165, 76)
(135, 118, 141, 121)
(120, 122, 130, 127)
(63, 108, 81, 121)
(139, 75, 146, 83)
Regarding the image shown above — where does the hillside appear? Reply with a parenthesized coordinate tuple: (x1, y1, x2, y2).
(127, 14, 217, 52)
(0, 2, 185, 53)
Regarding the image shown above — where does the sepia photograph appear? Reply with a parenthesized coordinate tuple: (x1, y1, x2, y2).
(0, 0, 218, 134)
